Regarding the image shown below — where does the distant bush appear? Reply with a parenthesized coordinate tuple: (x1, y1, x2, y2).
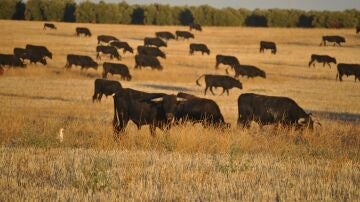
(0, 0, 359, 28)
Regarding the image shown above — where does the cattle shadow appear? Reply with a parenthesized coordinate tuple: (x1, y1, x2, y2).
(268, 72, 335, 82)
(137, 83, 194, 92)
(45, 33, 77, 38)
(0, 92, 73, 102)
(309, 110, 360, 122)
(284, 42, 314, 46)
(262, 61, 305, 69)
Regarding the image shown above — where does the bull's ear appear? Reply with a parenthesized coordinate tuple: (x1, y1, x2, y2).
(298, 118, 306, 124)
(308, 112, 313, 116)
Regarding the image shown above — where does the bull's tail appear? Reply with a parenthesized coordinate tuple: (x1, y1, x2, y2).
(196, 74, 205, 86)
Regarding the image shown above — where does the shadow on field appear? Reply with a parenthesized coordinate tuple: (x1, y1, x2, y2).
(285, 42, 314, 46)
(137, 83, 194, 92)
(262, 61, 305, 68)
(311, 110, 360, 122)
(0, 92, 73, 102)
(46, 33, 77, 38)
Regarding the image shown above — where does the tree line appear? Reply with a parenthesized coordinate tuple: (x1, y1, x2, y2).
(1, 0, 359, 28)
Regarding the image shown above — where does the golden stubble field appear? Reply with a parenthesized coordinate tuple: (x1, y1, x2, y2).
(0, 20, 359, 200)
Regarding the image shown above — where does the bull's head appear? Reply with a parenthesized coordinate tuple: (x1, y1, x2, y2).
(151, 95, 185, 121)
(297, 113, 320, 130)
(40, 58, 47, 65)
(271, 48, 277, 54)
(92, 62, 99, 69)
(235, 80, 243, 90)
(332, 58, 337, 64)
(260, 70, 266, 78)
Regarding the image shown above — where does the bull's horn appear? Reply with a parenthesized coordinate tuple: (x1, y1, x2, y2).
(316, 121, 322, 126)
(111, 93, 116, 97)
(298, 118, 306, 124)
(151, 97, 164, 102)
(176, 97, 186, 101)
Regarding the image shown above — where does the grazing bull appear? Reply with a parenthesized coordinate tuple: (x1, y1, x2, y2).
(215, 55, 240, 69)
(137, 46, 166, 59)
(237, 93, 315, 129)
(189, 23, 202, 32)
(155, 31, 176, 41)
(175, 92, 230, 128)
(110, 41, 134, 54)
(260, 41, 277, 54)
(189, 43, 210, 55)
(65, 54, 98, 70)
(93, 79, 122, 102)
(76, 27, 92, 37)
(308, 54, 337, 68)
(175, 31, 194, 40)
(96, 46, 121, 60)
(13, 48, 28, 61)
(113, 89, 181, 136)
(97, 35, 119, 44)
(43, 23, 56, 30)
(357, 26, 360, 34)
(196, 74, 243, 96)
(102, 62, 132, 80)
(320, 36, 346, 46)
(227, 64, 266, 79)
(0, 54, 26, 68)
(28, 51, 47, 65)
(336, 63, 360, 82)
(135, 54, 163, 70)
(26, 44, 52, 59)
(144, 37, 167, 48)
(14, 48, 46, 65)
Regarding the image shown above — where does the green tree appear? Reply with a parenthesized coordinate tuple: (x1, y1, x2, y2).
(95, 1, 122, 24)
(118, 2, 133, 24)
(0, 0, 19, 19)
(25, 0, 45, 20)
(76, 1, 97, 23)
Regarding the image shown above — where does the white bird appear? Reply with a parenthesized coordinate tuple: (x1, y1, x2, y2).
(58, 128, 64, 143)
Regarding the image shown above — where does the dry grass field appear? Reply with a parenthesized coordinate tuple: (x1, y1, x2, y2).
(0, 20, 359, 200)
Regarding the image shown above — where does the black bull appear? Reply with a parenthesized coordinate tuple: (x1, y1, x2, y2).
(237, 93, 319, 129)
(112, 90, 230, 137)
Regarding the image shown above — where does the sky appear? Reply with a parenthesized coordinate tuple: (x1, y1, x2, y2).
(83, 0, 360, 11)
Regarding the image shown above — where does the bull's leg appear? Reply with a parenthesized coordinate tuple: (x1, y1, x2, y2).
(92, 92, 98, 103)
(308, 59, 314, 67)
(96, 53, 100, 60)
(149, 125, 156, 137)
(98, 93, 103, 102)
(204, 86, 209, 95)
(226, 89, 230, 96)
(237, 118, 250, 129)
(327, 63, 331, 69)
(210, 86, 216, 95)
(220, 88, 226, 95)
(215, 62, 219, 69)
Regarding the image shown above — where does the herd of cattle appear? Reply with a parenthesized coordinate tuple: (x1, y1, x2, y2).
(0, 22, 359, 136)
